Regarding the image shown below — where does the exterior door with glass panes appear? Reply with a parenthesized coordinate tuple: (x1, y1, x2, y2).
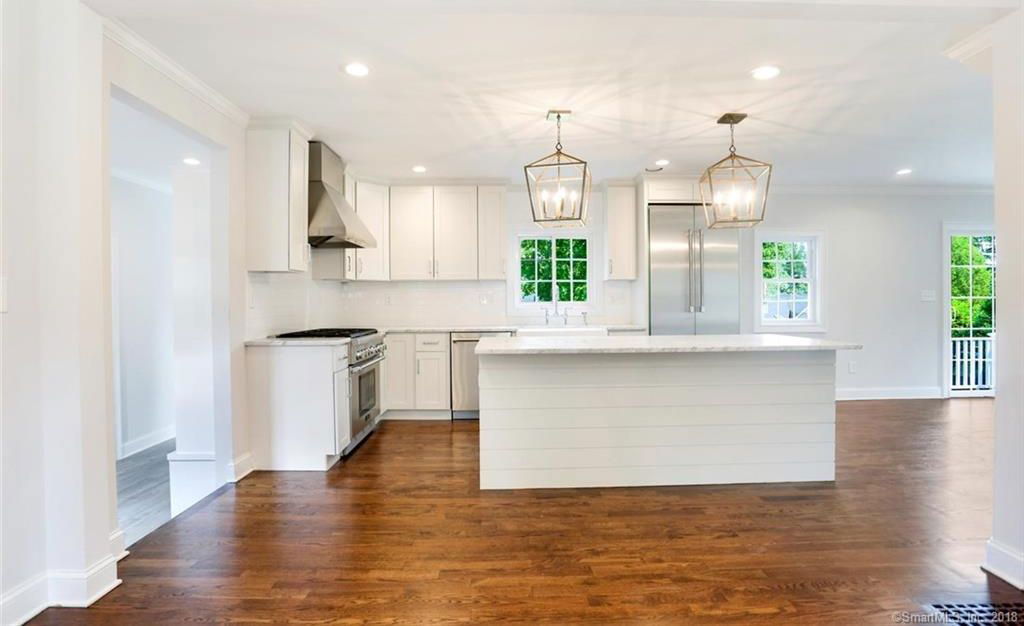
(945, 230, 996, 397)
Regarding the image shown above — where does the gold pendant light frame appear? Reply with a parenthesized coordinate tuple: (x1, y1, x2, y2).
(699, 113, 773, 229)
(524, 110, 592, 228)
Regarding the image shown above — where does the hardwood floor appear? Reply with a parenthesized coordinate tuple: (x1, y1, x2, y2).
(116, 438, 174, 547)
(34, 399, 1023, 624)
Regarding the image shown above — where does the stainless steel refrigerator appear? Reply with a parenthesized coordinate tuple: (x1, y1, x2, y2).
(649, 204, 740, 335)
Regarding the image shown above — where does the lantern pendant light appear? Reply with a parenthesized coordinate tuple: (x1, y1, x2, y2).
(524, 110, 592, 228)
(699, 113, 773, 229)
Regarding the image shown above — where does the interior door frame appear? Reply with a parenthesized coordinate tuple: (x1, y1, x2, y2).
(941, 221, 996, 398)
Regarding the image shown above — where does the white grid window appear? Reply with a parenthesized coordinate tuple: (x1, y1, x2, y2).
(755, 232, 824, 333)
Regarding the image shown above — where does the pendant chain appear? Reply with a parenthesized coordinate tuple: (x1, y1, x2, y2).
(729, 123, 737, 155)
(555, 113, 563, 152)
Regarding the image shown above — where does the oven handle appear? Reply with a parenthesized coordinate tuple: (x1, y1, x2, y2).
(349, 355, 385, 374)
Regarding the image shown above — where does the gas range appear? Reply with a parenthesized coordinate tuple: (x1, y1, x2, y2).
(275, 328, 385, 365)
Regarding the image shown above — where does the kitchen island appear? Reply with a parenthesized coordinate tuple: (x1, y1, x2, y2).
(475, 334, 860, 490)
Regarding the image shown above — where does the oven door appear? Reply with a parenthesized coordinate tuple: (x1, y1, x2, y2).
(348, 355, 383, 447)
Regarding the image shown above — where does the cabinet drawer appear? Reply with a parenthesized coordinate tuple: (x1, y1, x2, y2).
(415, 333, 448, 351)
(333, 347, 349, 372)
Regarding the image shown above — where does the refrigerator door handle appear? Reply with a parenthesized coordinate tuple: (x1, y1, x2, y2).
(687, 229, 695, 313)
(699, 229, 706, 313)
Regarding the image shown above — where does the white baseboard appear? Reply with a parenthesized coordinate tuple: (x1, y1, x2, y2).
(380, 409, 452, 421)
(118, 426, 175, 459)
(228, 452, 254, 482)
(47, 554, 121, 608)
(984, 538, 1024, 590)
(0, 553, 123, 625)
(108, 529, 129, 562)
(1, 572, 48, 626)
(836, 386, 942, 401)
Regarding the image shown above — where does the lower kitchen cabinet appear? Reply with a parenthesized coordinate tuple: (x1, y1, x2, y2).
(383, 333, 415, 410)
(246, 344, 350, 470)
(382, 333, 452, 417)
(415, 350, 451, 410)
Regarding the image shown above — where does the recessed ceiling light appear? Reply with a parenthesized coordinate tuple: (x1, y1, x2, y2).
(655, 159, 670, 167)
(183, 157, 201, 166)
(751, 65, 781, 81)
(412, 165, 427, 174)
(344, 62, 369, 77)
(896, 168, 913, 176)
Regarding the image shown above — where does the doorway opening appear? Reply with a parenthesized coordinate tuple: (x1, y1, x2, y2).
(109, 89, 221, 546)
(943, 226, 996, 398)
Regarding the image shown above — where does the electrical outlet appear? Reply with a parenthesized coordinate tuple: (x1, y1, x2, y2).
(480, 294, 490, 305)
(384, 295, 392, 305)
(920, 290, 936, 302)
(848, 361, 857, 374)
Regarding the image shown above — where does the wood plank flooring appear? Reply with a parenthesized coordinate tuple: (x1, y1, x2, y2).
(116, 438, 174, 547)
(34, 399, 1023, 624)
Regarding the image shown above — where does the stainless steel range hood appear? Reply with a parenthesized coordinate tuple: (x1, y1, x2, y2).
(307, 142, 376, 249)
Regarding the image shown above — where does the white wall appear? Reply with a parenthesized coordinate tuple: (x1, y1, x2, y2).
(247, 187, 635, 338)
(2, 1, 120, 623)
(745, 189, 993, 398)
(111, 177, 175, 458)
(987, 8, 1024, 590)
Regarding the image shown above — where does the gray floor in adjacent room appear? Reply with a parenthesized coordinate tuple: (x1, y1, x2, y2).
(117, 438, 175, 547)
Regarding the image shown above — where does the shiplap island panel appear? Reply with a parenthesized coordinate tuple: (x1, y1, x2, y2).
(476, 334, 860, 490)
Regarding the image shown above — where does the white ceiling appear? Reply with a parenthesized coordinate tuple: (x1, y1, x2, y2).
(90, 0, 1001, 187)
(109, 92, 212, 193)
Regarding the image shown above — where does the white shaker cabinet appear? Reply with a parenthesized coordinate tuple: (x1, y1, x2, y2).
(604, 185, 637, 280)
(355, 181, 390, 280)
(389, 186, 435, 280)
(646, 176, 699, 203)
(414, 351, 451, 410)
(383, 333, 415, 410)
(433, 186, 478, 280)
(246, 121, 312, 272)
(477, 185, 506, 280)
(381, 333, 451, 415)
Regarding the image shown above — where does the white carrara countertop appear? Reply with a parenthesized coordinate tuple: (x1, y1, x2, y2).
(245, 337, 351, 347)
(383, 324, 648, 333)
(476, 333, 862, 355)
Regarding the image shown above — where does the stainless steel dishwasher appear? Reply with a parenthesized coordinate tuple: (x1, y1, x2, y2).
(450, 331, 512, 419)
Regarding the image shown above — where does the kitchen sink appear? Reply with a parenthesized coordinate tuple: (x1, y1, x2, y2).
(515, 327, 609, 337)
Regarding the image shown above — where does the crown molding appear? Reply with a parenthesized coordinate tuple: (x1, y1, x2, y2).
(945, 21, 996, 72)
(103, 18, 250, 127)
(248, 117, 315, 140)
(771, 183, 993, 196)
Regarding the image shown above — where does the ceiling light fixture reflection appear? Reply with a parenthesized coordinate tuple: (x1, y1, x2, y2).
(344, 62, 369, 77)
(183, 157, 201, 166)
(655, 159, 670, 167)
(751, 65, 781, 80)
(412, 165, 427, 173)
(896, 168, 913, 176)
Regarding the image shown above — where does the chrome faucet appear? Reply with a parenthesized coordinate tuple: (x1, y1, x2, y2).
(544, 308, 550, 326)
(581, 311, 588, 326)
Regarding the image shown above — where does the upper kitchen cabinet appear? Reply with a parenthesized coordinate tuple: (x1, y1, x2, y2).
(477, 186, 506, 280)
(645, 176, 699, 204)
(390, 186, 435, 280)
(354, 181, 390, 280)
(433, 186, 478, 280)
(605, 185, 637, 280)
(246, 120, 312, 272)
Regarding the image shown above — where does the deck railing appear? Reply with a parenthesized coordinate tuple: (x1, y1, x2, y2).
(951, 337, 994, 392)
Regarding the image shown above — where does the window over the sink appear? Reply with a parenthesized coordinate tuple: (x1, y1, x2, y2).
(519, 236, 589, 304)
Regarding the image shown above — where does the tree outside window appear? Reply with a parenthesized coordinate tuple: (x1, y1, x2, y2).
(520, 237, 588, 303)
(950, 235, 996, 338)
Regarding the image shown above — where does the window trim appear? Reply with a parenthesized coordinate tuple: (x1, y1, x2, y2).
(753, 230, 826, 334)
(513, 234, 594, 311)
